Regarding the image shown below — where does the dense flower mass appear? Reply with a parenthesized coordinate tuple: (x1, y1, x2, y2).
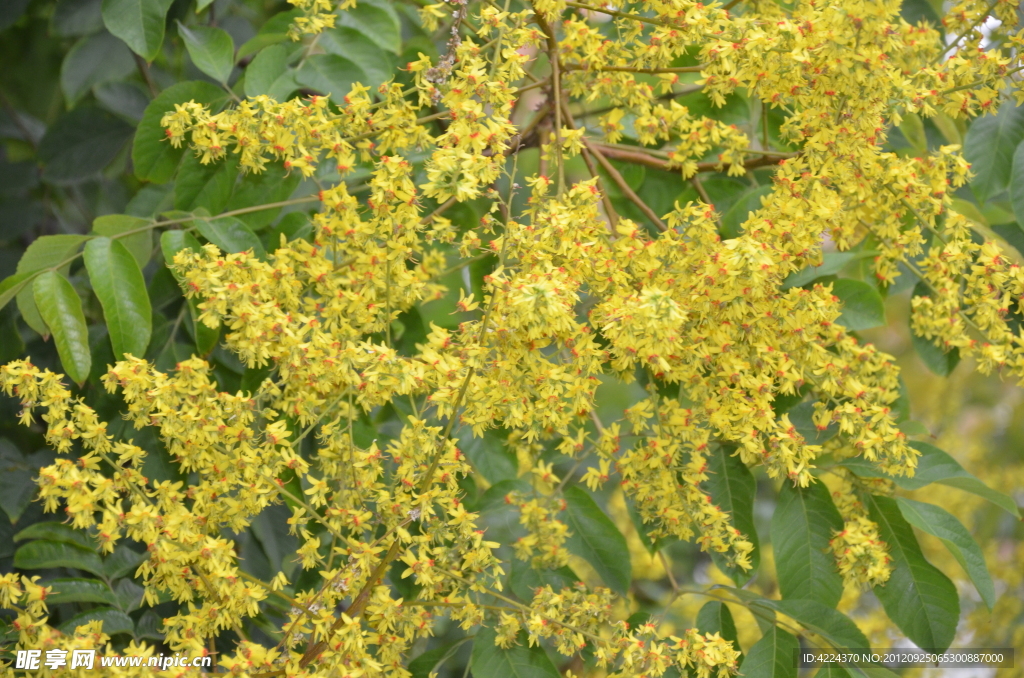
(3, 0, 1024, 675)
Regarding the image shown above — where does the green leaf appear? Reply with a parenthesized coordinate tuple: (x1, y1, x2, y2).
(244, 44, 292, 99)
(782, 251, 878, 289)
(899, 112, 927, 154)
(127, 184, 173, 218)
(0, 442, 35, 524)
(337, 0, 402, 54)
(223, 163, 302, 229)
(102, 0, 174, 61)
(93, 214, 153, 269)
(14, 540, 105, 577)
(60, 31, 136, 105)
(787, 400, 838, 445)
(112, 578, 145, 611)
(249, 504, 297, 574)
(236, 9, 299, 58)
(910, 331, 960, 376)
(563, 486, 631, 595)
(509, 560, 579, 602)
(950, 197, 988, 226)
(295, 54, 367, 104)
(936, 474, 1021, 517)
(15, 522, 95, 549)
(38, 106, 134, 184)
(196, 216, 266, 258)
(843, 441, 1020, 517)
(459, 429, 517, 484)
(470, 627, 561, 678)
(815, 666, 853, 678)
(721, 184, 772, 239)
(175, 152, 239, 214)
(132, 80, 225, 183)
(51, 0, 104, 37)
(0, 0, 30, 31)
(900, 0, 941, 27)
(865, 494, 959, 651)
(768, 599, 869, 650)
(409, 640, 469, 678)
(320, 27, 395, 89)
(0, 271, 36, 313)
(695, 601, 742, 659)
(981, 201, 1015, 225)
(625, 495, 674, 555)
(239, 34, 290, 62)
(965, 103, 1024, 203)
(161, 229, 203, 268)
(1010, 142, 1024, 227)
(704, 445, 759, 583)
(739, 625, 799, 678)
(898, 420, 929, 437)
(831, 279, 885, 331)
(178, 22, 235, 83)
(135, 610, 165, 640)
(33, 271, 92, 384)
(896, 497, 995, 610)
(854, 665, 902, 678)
(772, 481, 844, 608)
(161, 230, 220, 353)
(893, 376, 910, 423)
(103, 544, 148, 579)
(84, 237, 153, 360)
(95, 82, 151, 123)
(47, 578, 119, 606)
(15, 235, 90, 275)
(60, 607, 134, 636)
(15, 234, 90, 336)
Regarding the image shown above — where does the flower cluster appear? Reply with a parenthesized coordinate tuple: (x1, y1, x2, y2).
(829, 472, 894, 588)
(5, 0, 1024, 673)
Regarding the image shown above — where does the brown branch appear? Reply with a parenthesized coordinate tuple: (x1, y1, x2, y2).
(133, 53, 159, 97)
(295, 166, 518, 668)
(421, 196, 457, 224)
(534, 12, 565, 194)
(533, 15, 619, 227)
(583, 138, 667, 231)
(690, 173, 713, 206)
(0, 89, 38, 149)
(563, 64, 705, 74)
(298, 540, 401, 667)
(589, 142, 796, 174)
(558, 91, 619, 228)
(574, 83, 704, 120)
(564, 0, 679, 28)
(516, 101, 551, 148)
(563, 0, 738, 42)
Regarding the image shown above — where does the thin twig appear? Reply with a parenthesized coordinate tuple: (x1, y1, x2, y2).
(536, 13, 566, 194)
(562, 64, 705, 74)
(583, 139, 667, 230)
(590, 142, 795, 174)
(133, 53, 159, 97)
